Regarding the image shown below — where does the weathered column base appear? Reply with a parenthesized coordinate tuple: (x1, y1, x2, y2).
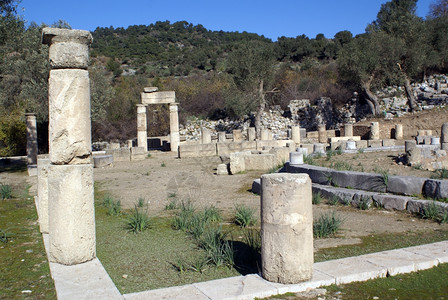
(48, 164, 96, 265)
(261, 173, 313, 284)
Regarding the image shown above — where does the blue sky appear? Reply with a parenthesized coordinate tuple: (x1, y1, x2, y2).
(19, 0, 433, 41)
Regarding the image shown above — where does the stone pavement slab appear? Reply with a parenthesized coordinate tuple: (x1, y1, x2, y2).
(362, 248, 437, 276)
(314, 256, 387, 285)
(124, 284, 209, 300)
(403, 241, 448, 264)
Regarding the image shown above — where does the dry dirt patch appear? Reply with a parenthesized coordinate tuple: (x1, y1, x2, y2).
(94, 151, 448, 250)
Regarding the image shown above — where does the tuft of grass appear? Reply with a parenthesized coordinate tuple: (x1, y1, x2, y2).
(358, 198, 371, 210)
(358, 148, 365, 153)
(313, 211, 343, 238)
(234, 204, 257, 228)
(137, 197, 145, 208)
(432, 168, 448, 179)
(420, 201, 442, 221)
(303, 155, 315, 165)
(326, 149, 335, 161)
(161, 162, 166, 167)
(331, 161, 353, 171)
(165, 197, 179, 210)
(146, 153, 152, 158)
(312, 192, 322, 205)
(126, 205, 151, 233)
(203, 205, 222, 223)
(0, 184, 12, 200)
(243, 228, 261, 258)
(341, 197, 352, 206)
(108, 200, 121, 216)
(327, 195, 339, 206)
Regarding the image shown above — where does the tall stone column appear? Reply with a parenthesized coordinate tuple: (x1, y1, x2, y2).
(318, 124, 327, 143)
(169, 103, 180, 152)
(261, 173, 313, 283)
(136, 104, 147, 151)
(43, 28, 95, 265)
(218, 131, 226, 143)
(261, 128, 271, 141)
(25, 113, 38, 165)
(201, 127, 211, 144)
(291, 126, 301, 144)
(233, 129, 243, 142)
(344, 124, 353, 137)
(370, 122, 380, 140)
(248, 127, 256, 141)
(395, 124, 403, 140)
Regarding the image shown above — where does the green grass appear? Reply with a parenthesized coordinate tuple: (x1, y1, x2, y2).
(0, 195, 56, 299)
(0, 184, 13, 199)
(313, 211, 343, 238)
(234, 204, 257, 228)
(324, 263, 448, 300)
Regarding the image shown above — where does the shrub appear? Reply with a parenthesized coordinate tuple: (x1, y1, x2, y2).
(126, 205, 150, 233)
(312, 192, 322, 205)
(0, 184, 12, 200)
(234, 204, 257, 228)
(313, 211, 343, 238)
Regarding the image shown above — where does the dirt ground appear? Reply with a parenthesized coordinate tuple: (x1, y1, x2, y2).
(92, 150, 448, 250)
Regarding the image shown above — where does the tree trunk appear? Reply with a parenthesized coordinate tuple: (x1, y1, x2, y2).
(254, 79, 265, 139)
(361, 77, 380, 115)
(404, 76, 417, 112)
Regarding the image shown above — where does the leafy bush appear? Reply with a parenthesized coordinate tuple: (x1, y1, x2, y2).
(313, 211, 343, 238)
(234, 204, 257, 228)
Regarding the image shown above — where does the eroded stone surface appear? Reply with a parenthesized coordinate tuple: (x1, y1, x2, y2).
(49, 69, 92, 165)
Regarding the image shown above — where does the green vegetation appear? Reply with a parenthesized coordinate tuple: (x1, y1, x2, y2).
(126, 205, 151, 233)
(313, 211, 343, 238)
(0, 183, 12, 199)
(0, 190, 56, 298)
(312, 191, 322, 205)
(234, 204, 257, 228)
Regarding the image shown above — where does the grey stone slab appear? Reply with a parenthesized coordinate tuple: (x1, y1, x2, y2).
(372, 194, 409, 211)
(124, 284, 208, 300)
(387, 176, 426, 196)
(314, 257, 387, 285)
(93, 155, 113, 168)
(269, 269, 335, 294)
(362, 248, 437, 276)
(288, 164, 332, 185)
(312, 184, 358, 205)
(406, 199, 433, 213)
(424, 179, 448, 200)
(193, 274, 279, 300)
(331, 170, 386, 192)
(403, 241, 448, 264)
(49, 258, 122, 300)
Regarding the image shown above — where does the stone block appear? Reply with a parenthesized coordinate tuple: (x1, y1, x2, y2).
(382, 139, 395, 147)
(178, 144, 217, 158)
(49, 69, 92, 165)
(269, 147, 290, 165)
(311, 184, 358, 204)
(290, 152, 304, 165)
(372, 194, 409, 211)
(216, 141, 256, 156)
(229, 151, 251, 174)
(256, 140, 292, 150)
(330, 141, 341, 151)
(125, 284, 209, 300)
(331, 170, 386, 192)
(93, 155, 113, 168)
(356, 140, 368, 149)
(233, 129, 243, 142)
(48, 164, 95, 265)
(105, 148, 131, 162)
(387, 176, 426, 196)
(216, 163, 228, 175)
(141, 91, 175, 104)
(252, 178, 261, 195)
(367, 140, 382, 148)
(244, 154, 276, 171)
(287, 164, 332, 185)
(299, 144, 314, 156)
(404, 241, 448, 264)
(424, 179, 448, 200)
(131, 147, 146, 161)
(329, 136, 361, 143)
(261, 174, 313, 283)
(42, 28, 93, 69)
(406, 199, 432, 214)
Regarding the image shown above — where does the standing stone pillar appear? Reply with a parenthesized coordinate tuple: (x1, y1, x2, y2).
(248, 127, 256, 141)
(218, 131, 226, 143)
(441, 123, 448, 150)
(233, 129, 243, 142)
(395, 124, 403, 140)
(289, 152, 303, 165)
(318, 125, 327, 143)
(261, 128, 271, 141)
(344, 124, 353, 137)
(370, 122, 380, 140)
(291, 126, 301, 144)
(136, 104, 147, 152)
(201, 127, 211, 144)
(25, 113, 38, 165)
(169, 103, 180, 152)
(37, 158, 50, 233)
(43, 28, 95, 265)
(405, 140, 421, 166)
(261, 173, 313, 283)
